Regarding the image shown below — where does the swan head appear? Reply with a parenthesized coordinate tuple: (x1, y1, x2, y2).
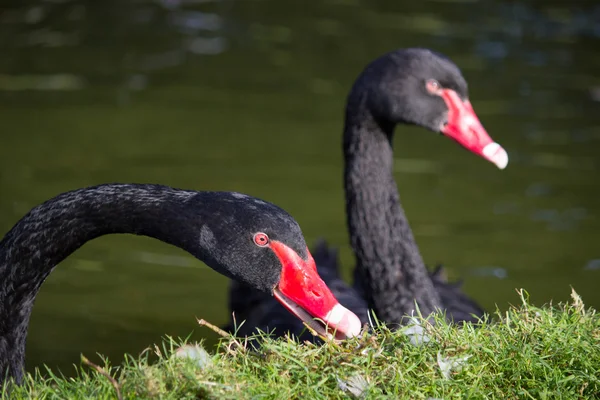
(350, 48, 508, 170)
(192, 192, 362, 340)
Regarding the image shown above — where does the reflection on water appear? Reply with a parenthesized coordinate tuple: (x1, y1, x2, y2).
(1, 0, 599, 376)
(585, 259, 600, 271)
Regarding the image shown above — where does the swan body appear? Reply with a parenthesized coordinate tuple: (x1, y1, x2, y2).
(227, 48, 506, 339)
(0, 183, 361, 387)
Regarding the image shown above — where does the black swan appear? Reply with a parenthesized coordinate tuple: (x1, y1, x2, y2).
(0, 183, 361, 387)
(226, 48, 508, 340)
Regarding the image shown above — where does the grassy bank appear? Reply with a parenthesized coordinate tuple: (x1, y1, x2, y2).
(3, 290, 599, 399)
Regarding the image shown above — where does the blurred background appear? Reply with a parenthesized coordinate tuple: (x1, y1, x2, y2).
(0, 0, 599, 377)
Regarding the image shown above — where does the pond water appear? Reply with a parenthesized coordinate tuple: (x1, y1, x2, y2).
(0, 0, 599, 376)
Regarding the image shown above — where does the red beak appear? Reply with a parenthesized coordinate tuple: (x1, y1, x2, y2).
(269, 240, 361, 340)
(439, 89, 508, 169)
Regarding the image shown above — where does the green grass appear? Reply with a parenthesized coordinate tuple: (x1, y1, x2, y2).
(3, 289, 599, 399)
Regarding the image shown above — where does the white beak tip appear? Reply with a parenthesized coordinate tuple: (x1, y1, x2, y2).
(482, 142, 509, 170)
(325, 303, 362, 338)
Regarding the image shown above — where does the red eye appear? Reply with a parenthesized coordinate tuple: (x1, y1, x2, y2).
(426, 79, 441, 94)
(253, 232, 269, 247)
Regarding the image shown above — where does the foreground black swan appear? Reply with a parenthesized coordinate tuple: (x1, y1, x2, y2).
(0, 183, 361, 387)
(227, 48, 507, 339)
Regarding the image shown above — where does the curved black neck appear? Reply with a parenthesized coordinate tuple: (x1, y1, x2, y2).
(343, 101, 442, 324)
(0, 184, 210, 385)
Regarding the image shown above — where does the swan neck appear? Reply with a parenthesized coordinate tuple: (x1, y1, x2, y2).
(0, 184, 201, 385)
(343, 107, 442, 323)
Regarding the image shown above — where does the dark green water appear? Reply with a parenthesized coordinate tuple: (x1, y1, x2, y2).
(1, 0, 599, 375)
